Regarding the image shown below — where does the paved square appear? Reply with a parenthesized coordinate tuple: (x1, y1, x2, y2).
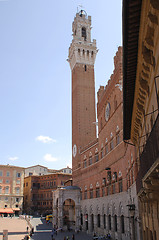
(0, 217, 29, 240)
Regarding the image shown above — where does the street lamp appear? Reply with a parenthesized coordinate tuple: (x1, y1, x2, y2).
(127, 204, 135, 217)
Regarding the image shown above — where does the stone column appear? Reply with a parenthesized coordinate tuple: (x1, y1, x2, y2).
(53, 205, 57, 227)
(100, 214, 104, 231)
(111, 216, 115, 239)
(58, 206, 63, 229)
(117, 216, 122, 240)
(75, 205, 80, 231)
(130, 216, 135, 240)
(88, 214, 92, 234)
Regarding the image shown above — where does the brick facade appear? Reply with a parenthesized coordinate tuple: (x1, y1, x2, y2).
(23, 173, 71, 215)
(68, 11, 141, 239)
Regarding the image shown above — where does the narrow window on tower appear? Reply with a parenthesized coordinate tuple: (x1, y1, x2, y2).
(85, 65, 87, 71)
(82, 27, 86, 40)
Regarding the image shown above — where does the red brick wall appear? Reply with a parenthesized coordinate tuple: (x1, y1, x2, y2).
(72, 47, 137, 199)
(72, 63, 97, 175)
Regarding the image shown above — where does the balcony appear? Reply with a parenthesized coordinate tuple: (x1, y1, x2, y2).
(136, 113, 159, 193)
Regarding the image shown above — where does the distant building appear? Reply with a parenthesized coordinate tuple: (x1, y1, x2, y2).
(0, 164, 25, 216)
(23, 172, 71, 215)
(58, 167, 72, 174)
(25, 164, 50, 177)
(25, 165, 72, 177)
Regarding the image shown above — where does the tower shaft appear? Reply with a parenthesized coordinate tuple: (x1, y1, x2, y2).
(68, 10, 97, 172)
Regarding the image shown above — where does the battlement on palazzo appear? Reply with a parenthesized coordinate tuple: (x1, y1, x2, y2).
(97, 46, 123, 103)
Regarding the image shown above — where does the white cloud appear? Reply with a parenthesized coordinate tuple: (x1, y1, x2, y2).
(44, 154, 58, 162)
(8, 156, 19, 161)
(35, 135, 56, 143)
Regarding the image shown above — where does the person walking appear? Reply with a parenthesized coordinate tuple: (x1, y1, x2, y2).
(51, 229, 54, 240)
(72, 234, 75, 240)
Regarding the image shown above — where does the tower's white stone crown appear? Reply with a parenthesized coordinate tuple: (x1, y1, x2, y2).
(68, 11, 97, 70)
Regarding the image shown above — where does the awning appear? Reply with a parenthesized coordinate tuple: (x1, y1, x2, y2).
(12, 208, 20, 211)
(0, 208, 14, 214)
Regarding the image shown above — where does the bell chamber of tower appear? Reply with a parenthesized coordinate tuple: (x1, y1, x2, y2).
(68, 10, 98, 172)
(68, 10, 97, 70)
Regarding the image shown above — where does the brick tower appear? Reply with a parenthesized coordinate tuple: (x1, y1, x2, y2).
(68, 10, 97, 175)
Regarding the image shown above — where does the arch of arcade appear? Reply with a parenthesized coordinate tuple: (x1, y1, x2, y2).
(52, 186, 81, 231)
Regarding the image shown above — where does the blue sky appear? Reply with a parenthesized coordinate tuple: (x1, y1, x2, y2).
(0, 0, 122, 169)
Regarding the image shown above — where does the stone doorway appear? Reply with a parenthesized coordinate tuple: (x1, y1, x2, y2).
(63, 199, 75, 230)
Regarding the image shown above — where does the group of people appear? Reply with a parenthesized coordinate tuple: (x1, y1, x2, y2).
(93, 232, 111, 240)
(63, 234, 75, 240)
(51, 227, 57, 239)
(51, 229, 75, 240)
(24, 226, 34, 240)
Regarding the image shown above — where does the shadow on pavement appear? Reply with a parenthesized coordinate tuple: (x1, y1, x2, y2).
(0, 232, 27, 235)
(35, 219, 53, 231)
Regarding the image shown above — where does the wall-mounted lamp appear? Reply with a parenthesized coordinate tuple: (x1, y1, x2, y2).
(127, 204, 135, 217)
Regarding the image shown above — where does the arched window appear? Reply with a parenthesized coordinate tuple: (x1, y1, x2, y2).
(121, 215, 125, 233)
(96, 187, 100, 198)
(119, 179, 123, 192)
(114, 215, 117, 232)
(90, 188, 93, 199)
(116, 133, 120, 145)
(103, 214, 106, 229)
(5, 186, 9, 194)
(81, 214, 83, 225)
(108, 214, 111, 230)
(105, 143, 109, 155)
(110, 139, 114, 150)
(84, 190, 87, 199)
(91, 214, 94, 230)
(97, 214, 100, 227)
(95, 153, 99, 162)
(82, 27, 86, 40)
(84, 160, 87, 168)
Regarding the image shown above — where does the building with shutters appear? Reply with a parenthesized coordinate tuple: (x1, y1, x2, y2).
(0, 164, 24, 216)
